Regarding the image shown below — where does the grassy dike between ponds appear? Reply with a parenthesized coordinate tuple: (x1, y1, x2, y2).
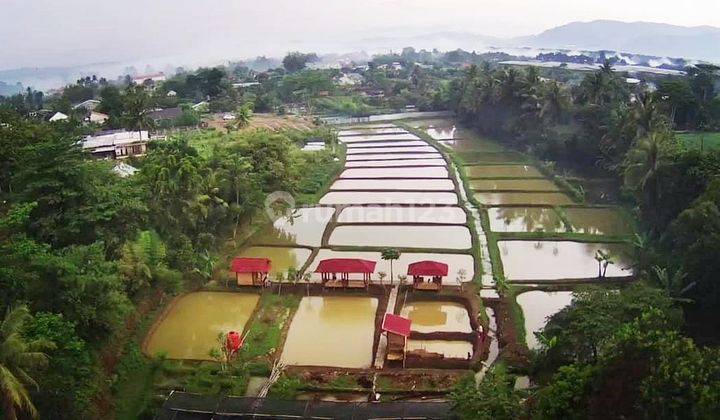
(111, 135, 346, 419)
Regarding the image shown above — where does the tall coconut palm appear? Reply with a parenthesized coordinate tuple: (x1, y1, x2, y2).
(1, 306, 48, 420)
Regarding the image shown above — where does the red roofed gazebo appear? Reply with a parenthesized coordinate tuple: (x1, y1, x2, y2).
(382, 313, 412, 366)
(315, 258, 376, 289)
(408, 260, 449, 292)
(230, 257, 271, 287)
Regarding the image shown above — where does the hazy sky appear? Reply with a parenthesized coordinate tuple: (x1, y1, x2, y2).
(2, 0, 720, 69)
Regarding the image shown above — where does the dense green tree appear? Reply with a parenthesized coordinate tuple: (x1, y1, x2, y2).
(451, 369, 522, 419)
(0, 306, 48, 420)
(282, 52, 318, 73)
(23, 313, 94, 419)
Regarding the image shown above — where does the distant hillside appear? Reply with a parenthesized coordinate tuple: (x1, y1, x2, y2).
(513, 20, 720, 61)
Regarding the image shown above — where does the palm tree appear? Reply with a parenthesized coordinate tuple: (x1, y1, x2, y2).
(1, 306, 48, 420)
(234, 104, 253, 129)
(623, 132, 673, 206)
(539, 81, 569, 124)
(380, 248, 401, 284)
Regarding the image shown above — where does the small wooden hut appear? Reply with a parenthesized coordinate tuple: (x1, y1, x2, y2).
(315, 258, 376, 289)
(382, 313, 412, 367)
(408, 260, 449, 292)
(230, 257, 271, 287)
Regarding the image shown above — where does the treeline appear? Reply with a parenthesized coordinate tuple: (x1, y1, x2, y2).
(0, 106, 338, 418)
(449, 62, 720, 417)
(451, 62, 720, 319)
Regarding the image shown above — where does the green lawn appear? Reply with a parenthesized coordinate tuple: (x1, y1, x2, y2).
(676, 132, 720, 151)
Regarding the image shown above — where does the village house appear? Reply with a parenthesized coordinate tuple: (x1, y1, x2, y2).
(48, 112, 68, 122)
(87, 111, 109, 124)
(72, 99, 101, 112)
(82, 129, 150, 159)
(147, 107, 183, 125)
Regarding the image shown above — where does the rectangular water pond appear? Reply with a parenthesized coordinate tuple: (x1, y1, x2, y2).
(488, 207, 565, 233)
(439, 139, 504, 153)
(145, 292, 259, 360)
(346, 153, 442, 162)
(307, 249, 475, 283)
(465, 165, 543, 178)
(328, 225, 472, 250)
(237, 246, 312, 278)
(516, 291, 573, 350)
(475, 192, 574, 206)
(498, 240, 632, 281)
(337, 206, 467, 224)
(280, 296, 378, 368)
(330, 179, 455, 191)
(400, 301, 473, 333)
(340, 133, 419, 143)
(320, 191, 458, 205)
(250, 207, 334, 247)
(347, 146, 437, 155)
(458, 151, 527, 164)
(346, 140, 428, 148)
(339, 128, 407, 136)
(564, 208, 633, 236)
(345, 159, 447, 168)
(407, 340, 474, 359)
(470, 179, 560, 192)
(340, 167, 449, 179)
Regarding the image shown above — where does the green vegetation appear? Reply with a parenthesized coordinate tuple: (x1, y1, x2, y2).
(676, 131, 720, 151)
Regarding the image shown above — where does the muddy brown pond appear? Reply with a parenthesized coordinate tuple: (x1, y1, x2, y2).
(280, 296, 378, 368)
(400, 301, 472, 333)
(145, 292, 259, 360)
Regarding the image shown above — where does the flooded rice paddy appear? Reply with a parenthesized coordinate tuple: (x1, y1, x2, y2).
(347, 146, 437, 154)
(346, 140, 428, 148)
(475, 192, 574, 206)
(329, 225, 472, 249)
(458, 151, 527, 164)
(280, 296, 378, 368)
(488, 207, 566, 233)
(250, 207, 334, 247)
(345, 159, 447, 168)
(439, 139, 505, 153)
(469, 179, 560, 191)
(330, 179, 455, 191)
(340, 133, 420, 143)
(236, 246, 312, 278)
(516, 291, 573, 350)
(498, 241, 631, 280)
(400, 301, 472, 333)
(307, 249, 475, 283)
(464, 165, 543, 178)
(337, 206, 467, 224)
(346, 153, 442, 161)
(564, 208, 633, 236)
(339, 128, 408, 136)
(145, 292, 259, 360)
(320, 191, 458, 205)
(407, 340, 473, 359)
(341, 167, 449, 178)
